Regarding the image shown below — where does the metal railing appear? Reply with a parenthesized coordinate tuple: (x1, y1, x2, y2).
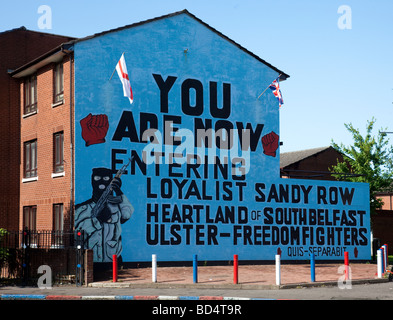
(0, 229, 85, 285)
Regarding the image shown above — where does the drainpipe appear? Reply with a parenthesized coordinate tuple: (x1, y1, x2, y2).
(62, 44, 75, 232)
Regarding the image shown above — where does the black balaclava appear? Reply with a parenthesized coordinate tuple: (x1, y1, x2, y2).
(91, 168, 113, 202)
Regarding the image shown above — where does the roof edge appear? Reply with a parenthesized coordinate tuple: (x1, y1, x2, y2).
(0, 26, 76, 40)
(70, 9, 289, 80)
(183, 10, 289, 80)
(68, 9, 190, 46)
(280, 146, 336, 168)
(10, 43, 72, 78)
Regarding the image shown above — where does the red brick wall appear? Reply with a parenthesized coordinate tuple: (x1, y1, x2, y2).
(372, 211, 393, 251)
(376, 194, 393, 211)
(0, 28, 74, 231)
(20, 55, 74, 231)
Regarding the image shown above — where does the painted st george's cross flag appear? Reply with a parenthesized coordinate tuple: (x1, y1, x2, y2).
(115, 53, 133, 104)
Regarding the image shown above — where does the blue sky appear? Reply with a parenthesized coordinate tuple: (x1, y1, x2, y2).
(2, 0, 392, 152)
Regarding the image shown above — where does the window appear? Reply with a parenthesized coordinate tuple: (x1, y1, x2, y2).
(23, 206, 37, 246)
(24, 74, 37, 114)
(24, 140, 37, 178)
(53, 204, 64, 246)
(53, 203, 64, 245)
(53, 132, 64, 173)
(23, 206, 37, 230)
(53, 63, 64, 103)
(53, 204, 64, 232)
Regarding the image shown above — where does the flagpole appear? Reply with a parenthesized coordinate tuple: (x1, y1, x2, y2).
(109, 68, 117, 81)
(257, 74, 282, 99)
(109, 52, 126, 81)
(257, 86, 270, 100)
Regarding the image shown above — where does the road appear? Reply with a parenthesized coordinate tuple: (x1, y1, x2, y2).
(1, 283, 391, 319)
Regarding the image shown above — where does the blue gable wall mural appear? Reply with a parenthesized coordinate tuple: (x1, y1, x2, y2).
(73, 10, 370, 263)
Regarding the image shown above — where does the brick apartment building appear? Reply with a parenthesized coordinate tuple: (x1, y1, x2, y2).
(0, 27, 74, 231)
(12, 45, 74, 232)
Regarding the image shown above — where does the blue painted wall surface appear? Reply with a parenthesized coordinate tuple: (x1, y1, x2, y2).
(73, 13, 370, 262)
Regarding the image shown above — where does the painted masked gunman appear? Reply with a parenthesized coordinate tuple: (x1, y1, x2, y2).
(75, 168, 134, 262)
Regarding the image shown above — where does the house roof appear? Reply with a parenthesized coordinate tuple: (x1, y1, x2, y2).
(10, 43, 73, 78)
(11, 9, 289, 81)
(280, 146, 333, 168)
(0, 26, 75, 40)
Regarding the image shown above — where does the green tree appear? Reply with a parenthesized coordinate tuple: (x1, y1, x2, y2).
(330, 118, 393, 215)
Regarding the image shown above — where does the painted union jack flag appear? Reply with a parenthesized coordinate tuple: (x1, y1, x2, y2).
(269, 78, 284, 107)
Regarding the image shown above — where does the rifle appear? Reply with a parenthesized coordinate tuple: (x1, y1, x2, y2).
(91, 157, 133, 218)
